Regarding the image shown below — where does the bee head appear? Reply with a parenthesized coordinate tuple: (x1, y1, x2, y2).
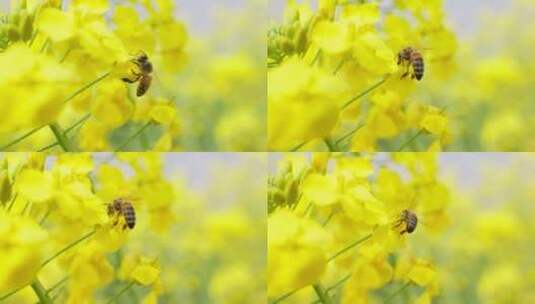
(136, 52, 148, 63)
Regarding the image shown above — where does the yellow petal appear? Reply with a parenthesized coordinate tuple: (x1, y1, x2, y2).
(15, 169, 54, 202)
(132, 262, 160, 286)
(36, 8, 75, 42)
(302, 173, 339, 206)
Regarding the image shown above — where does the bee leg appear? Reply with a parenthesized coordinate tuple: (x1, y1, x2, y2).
(400, 229, 407, 235)
(122, 70, 141, 83)
(122, 223, 128, 230)
(122, 77, 137, 83)
(130, 58, 143, 69)
(400, 64, 410, 79)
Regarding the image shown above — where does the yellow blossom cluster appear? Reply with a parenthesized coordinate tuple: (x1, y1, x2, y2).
(268, 0, 457, 151)
(268, 152, 449, 303)
(0, 0, 186, 151)
(0, 152, 266, 303)
(0, 153, 172, 303)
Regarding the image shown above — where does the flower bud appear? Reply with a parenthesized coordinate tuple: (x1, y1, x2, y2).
(0, 170, 12, 204)
(285, 179, 299, 206)
(19, 10, 33, 41)
(7, 24, 20, 42)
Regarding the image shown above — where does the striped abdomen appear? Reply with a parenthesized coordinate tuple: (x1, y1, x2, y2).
(403, 209, 418, 233)
(410, 52, 424, 81)
(121, 202, 136, 229)
(137, 74, 152, 96)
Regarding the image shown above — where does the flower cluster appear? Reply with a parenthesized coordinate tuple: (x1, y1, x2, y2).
(0, 152, 266, 304)
(268, 0, 457, 151)
(0, 0, 186, 151)
(0, 153, 173, 303)
(268, 152, 450, 303)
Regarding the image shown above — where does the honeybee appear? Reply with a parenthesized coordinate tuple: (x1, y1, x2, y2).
(397, 47, 424, 81)
(393, 209, 418, 235)
(121, 51, 153, 96)
(107, 198, 136, 230)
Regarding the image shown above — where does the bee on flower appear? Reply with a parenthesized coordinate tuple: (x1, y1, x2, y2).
(107, 197, 136, 230)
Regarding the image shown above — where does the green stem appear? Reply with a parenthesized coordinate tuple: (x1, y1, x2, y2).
(47, 276, 69, 295)
(64, 114, 91, 134)
(0, 125, 46, 150)
(38, 114, 91, 152)
(397, 129, 424, 151)
(140, 128, 149, 150)
(310, 275, 352, 304)
(335, 124, 364, 145)
(322, 211, 336, 227)
(327, 233, 372, 262)
(7, 193, 18, 212)
(312, 284, 333, 304)
(271, 234, 372, 303)
(397, 106, 448, 151)
(310, 50, 322, 66)
(106, 281, 135, 304)
(385, 282, 412, 303)
(325, 274, 351, 293)
(41, 230, 96, 268)
(31, 279, 53, 304)
(20, 201, 30, 215)
(270, 290, 298, 304)
(39, 38, 50, 53)
(59, 47, 72, 63)
(64, 72, 110, 104)
(332, 58, 347, 75)
(40, 209, 51, 225)
(0, 73, 108, 150)
(323, 138, 339, 152)
(341, 78, 387, 110)
(115, 122, 152, 151)
(38, 142, 59, 152)
(49, 123, 72, 151)
(0, 286, 24, 301)
(290, 141, 308, 152)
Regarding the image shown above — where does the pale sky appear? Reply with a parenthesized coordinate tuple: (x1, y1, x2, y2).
(268, 0, 508, 38)
(0, 1, 505, 38)
(268, 152, 516, 194)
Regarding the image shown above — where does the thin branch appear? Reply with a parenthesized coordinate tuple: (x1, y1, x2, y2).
(341, 78, 387, 110)
(0, 125, 46, 150)
(41, 230, 96, 268)
(312, 284, 333, 304)
(115, 122, 152, 151)
(106, 281, 135, 304)
(327, 233, 373, 262)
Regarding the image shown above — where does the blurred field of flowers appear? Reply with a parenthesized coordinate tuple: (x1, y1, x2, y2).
(268, 152, 535, 303)
(0, 0, 265, 151)
(0, 152, 266, 303)
(268, 0, 535, 152)
(430, 0, 535, 151)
